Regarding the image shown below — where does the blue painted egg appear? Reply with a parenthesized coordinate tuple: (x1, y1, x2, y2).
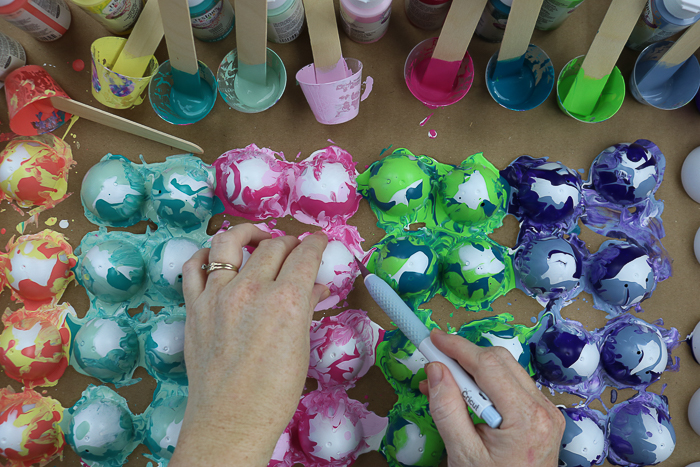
(147, 237, 200, 302)
(590, 241, 654, 309)
(78, 239, 146, 303)
(151, 164, 214, 229)
(514, 236, 583, 300)
(559, 407, 606, 467)
(144, 395, 187, 460)
(534, 322, 600, 386)
(73, 317, 139, 383)
(601, 319, 667, 387)
(144, 315, 187, 382)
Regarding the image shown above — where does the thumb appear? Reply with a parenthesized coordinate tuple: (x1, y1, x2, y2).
(426, 362, 485, 460)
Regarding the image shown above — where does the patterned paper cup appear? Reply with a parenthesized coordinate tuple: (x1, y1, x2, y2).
(296, 58, 363, 125)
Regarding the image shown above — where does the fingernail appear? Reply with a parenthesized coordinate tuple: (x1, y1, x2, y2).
(427, 363, 443, 390)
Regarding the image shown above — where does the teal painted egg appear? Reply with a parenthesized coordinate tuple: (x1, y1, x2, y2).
(80, 157, 146, 225)
(144, 395, 187, 460)
(73, 317, 139, 383)
(147, 237, 200, 302)
(79, 240, 146, 303)
(375, 236, 439, 299)
(144, 315, 187, 382)
(151, 164, 214, 229)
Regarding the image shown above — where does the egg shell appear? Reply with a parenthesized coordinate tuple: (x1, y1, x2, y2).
(689, 387, 700, 436)
(682, 146, 700, 203)
(144, 395, 186, 460)
(376, 329, 429, 392)
(381, 404, 445, 467)
(374, 235, 440, 300)
(78, 239, 147, 304)
(559, 407, 606, 467)
(534, 321, 600, 386)
(143, 314, 187, 382)
(149, 162, 214, 229)
(0, 318, 65, 386)
(691, 321, 700, 364)
(147, 237, 200, 303)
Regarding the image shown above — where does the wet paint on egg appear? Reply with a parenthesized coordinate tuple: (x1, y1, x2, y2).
(558, 407, 607, 467)
(143, 394, 186, 461)
(147, 237, 201, 303)
(380, 404, 445, 467)
(376, 329, 429, 393)
(143, 314, 187, 383)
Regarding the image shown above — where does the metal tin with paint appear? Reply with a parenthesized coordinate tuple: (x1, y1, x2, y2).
(188, 0, 234, 42)
(475, 0, 512, 43)
(0, 32, 26, 83)
(535, 0, 586, 31)
(69, 0, 142, 34)
(404, 0, 450, 30)
(340, 0, 392, 43)
(267, 0, 305, 43)
(0, 0, 71, 41)
(627, 0, 700, 51)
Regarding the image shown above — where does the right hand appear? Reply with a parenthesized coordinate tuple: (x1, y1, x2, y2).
(419, 329, 565, 467)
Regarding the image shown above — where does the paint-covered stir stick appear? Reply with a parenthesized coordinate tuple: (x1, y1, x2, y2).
(561, 0, 647, 116)
(493, 0, 545, 79)
(303, 0, 349, 83)
(637, 20, 700, 92)
(112, 0, 164, 78)
(233, 0, 272, 105)
(421, 0, 488, 93)
(49, 97, 203, 154)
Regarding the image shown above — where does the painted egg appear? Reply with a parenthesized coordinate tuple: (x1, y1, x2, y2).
(364, 152, 432, 217)
(681, 146, 700, 203)
(0, 318, 65, 385)
(474, 328, 532, 373)
(4, 236, 74, 302)
(80, 156, 146, 225)
(689, 387, 700, 436)
(376, 330, 428, 391)
(144, 395, 187, 460)
(151, 164, 214, 229)
(0, 390, 63, 464)
(314, 240, 357, 310)
(601, 319, 668, 387)
(297, 402, 364, 462)
(144, 315, 187, 382)
(215, 145, 292, 219)
(534, 322, 600, 386)
(290, 147, 360, 226)
(375, 236, 439, 299)
(438, 162, 504, 225)
(514, 236, 583, 300)
(691, 321, 700, 364)
(558, 407, 606, 467)
(589, 241, 654, 309)
(383, 408, 445, 467)
(693, 226, 700, 266)
(591, 141, 662, 205)
(78, 240, 146, 303)
(608, 393, 675, 466)
(65, 396, 135, 462)
(73, 318, 139, 383)
(147, 237, 200, 302)
(440, 237, 512, 309)
(0, 136, 72, 208)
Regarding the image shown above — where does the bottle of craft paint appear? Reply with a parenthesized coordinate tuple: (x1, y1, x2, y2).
(189, 0, 235, 42)
(534, 0, 587, 31)
(404, 0, 450, 30)
(69, 0, 142, 34)
(627, 0, 700, 50)
(0, 32, 26, 82)
(267, 0, 305, 43)
(339, 0, 391, 43)
(475, 0, 512, 43)
(0, 0, 71, 41)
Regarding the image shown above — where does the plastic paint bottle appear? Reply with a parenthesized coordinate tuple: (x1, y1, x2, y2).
(69, 0, 143, 34)
(475, 0, 513, 43)
(0, 32, 26, 82)
(627, 0, 700, 50)
(0, 0, 71, 41)
(404, 0, 450, 30)
(535, 0, 587, 31)
(189, 0, 235, 42)
(340, 0, 391, 43)
(267, 0, 305, 43)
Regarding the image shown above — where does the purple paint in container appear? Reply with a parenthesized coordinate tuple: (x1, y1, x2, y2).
(627, 0, 700, 51)
(404, 0, 450, 30)
(340, 0, 392, 43)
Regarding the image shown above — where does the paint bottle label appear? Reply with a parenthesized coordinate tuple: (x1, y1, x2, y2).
(626, 0, 698, 50)
(535, 0, 586, 31)
(0, 0, 72, 41)
(70, 0, 143, 35)
(475, 0, 509, 42)
(340, 5, 391, 43)
(267, 0, 305, 43)
(190, 0, 235, 42)
(0, 32, 26, 82)
(404, 0, 450, 30)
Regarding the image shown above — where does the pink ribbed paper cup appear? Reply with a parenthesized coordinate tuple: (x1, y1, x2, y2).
(296, 58, 363, 125)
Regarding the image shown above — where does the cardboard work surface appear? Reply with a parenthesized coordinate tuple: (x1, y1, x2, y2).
(2, 0, 700, 465)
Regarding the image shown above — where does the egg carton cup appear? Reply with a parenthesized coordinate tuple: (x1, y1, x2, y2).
(214, 144, 361, 229)
(81, 153, 217, 235)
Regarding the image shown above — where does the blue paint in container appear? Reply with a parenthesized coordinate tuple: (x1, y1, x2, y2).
(149, 60, 218, 125)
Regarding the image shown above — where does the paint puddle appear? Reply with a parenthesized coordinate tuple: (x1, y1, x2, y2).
(72, 59, 85, 72)
(59, 219, 69, 228)
(419, 112, 433, 126)
(361, 76, 373, 101)
(428, 129, 437, 139)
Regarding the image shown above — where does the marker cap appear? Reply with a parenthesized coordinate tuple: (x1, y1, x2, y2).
(480, 405, 503, 428)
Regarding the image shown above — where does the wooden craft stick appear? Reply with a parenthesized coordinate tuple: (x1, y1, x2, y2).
(658, 19, 700, 67)
(432, 0, 489, 63)
(498, 0, 545, 63)
(158, 0, 200, 75)
(112, 0, 164, 77)
(235, 0, 268, 67)
(303, 0, 346, 81)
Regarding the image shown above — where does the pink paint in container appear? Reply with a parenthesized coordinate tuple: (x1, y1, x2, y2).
(340, 0, 392, 44)
(405, 0, 451, 30)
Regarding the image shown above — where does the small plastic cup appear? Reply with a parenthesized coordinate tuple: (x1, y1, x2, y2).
(556, 55, 625, 123)
(485, 44, 554, 111)
(404, 37, 474, 107)
(90, 37, 159, 110)
(296, 58, 363, 125)
(630, 40, 700, 110)
(148, 60, 217, 125)
(4, 65, 72, 135)
(217, 48, 287, 113)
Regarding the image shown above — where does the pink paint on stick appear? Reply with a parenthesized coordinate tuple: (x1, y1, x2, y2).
(314, 57, 350, 84)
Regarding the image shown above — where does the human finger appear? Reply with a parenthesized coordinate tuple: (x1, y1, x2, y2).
(276, 232, 328, 291)
(310, 284, 331, 311)
(182, 248, 209, 307)
(206, 224, 270, 287)
(239, 236, 301, 282)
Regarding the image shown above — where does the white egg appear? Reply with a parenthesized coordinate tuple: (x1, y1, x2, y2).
(682, 146, 700, 203)
(692, 321, 700, 364)
(686, 463, 700, 467)
(689, 387, 700, 436)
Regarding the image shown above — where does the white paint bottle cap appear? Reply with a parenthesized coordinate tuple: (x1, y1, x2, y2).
(663, 0, 700, 19)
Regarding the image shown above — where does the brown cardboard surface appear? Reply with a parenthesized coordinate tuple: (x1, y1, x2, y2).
(1, 0, 700, 465)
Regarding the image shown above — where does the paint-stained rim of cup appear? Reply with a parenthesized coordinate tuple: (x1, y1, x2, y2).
(485, 43, 555, 111)
(556, 55, 625, 123)
(216, 47, 287, 114)
(630, 40, 700, 111)
(404, 37, 475, 108)
(148, 60, 218, 125)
